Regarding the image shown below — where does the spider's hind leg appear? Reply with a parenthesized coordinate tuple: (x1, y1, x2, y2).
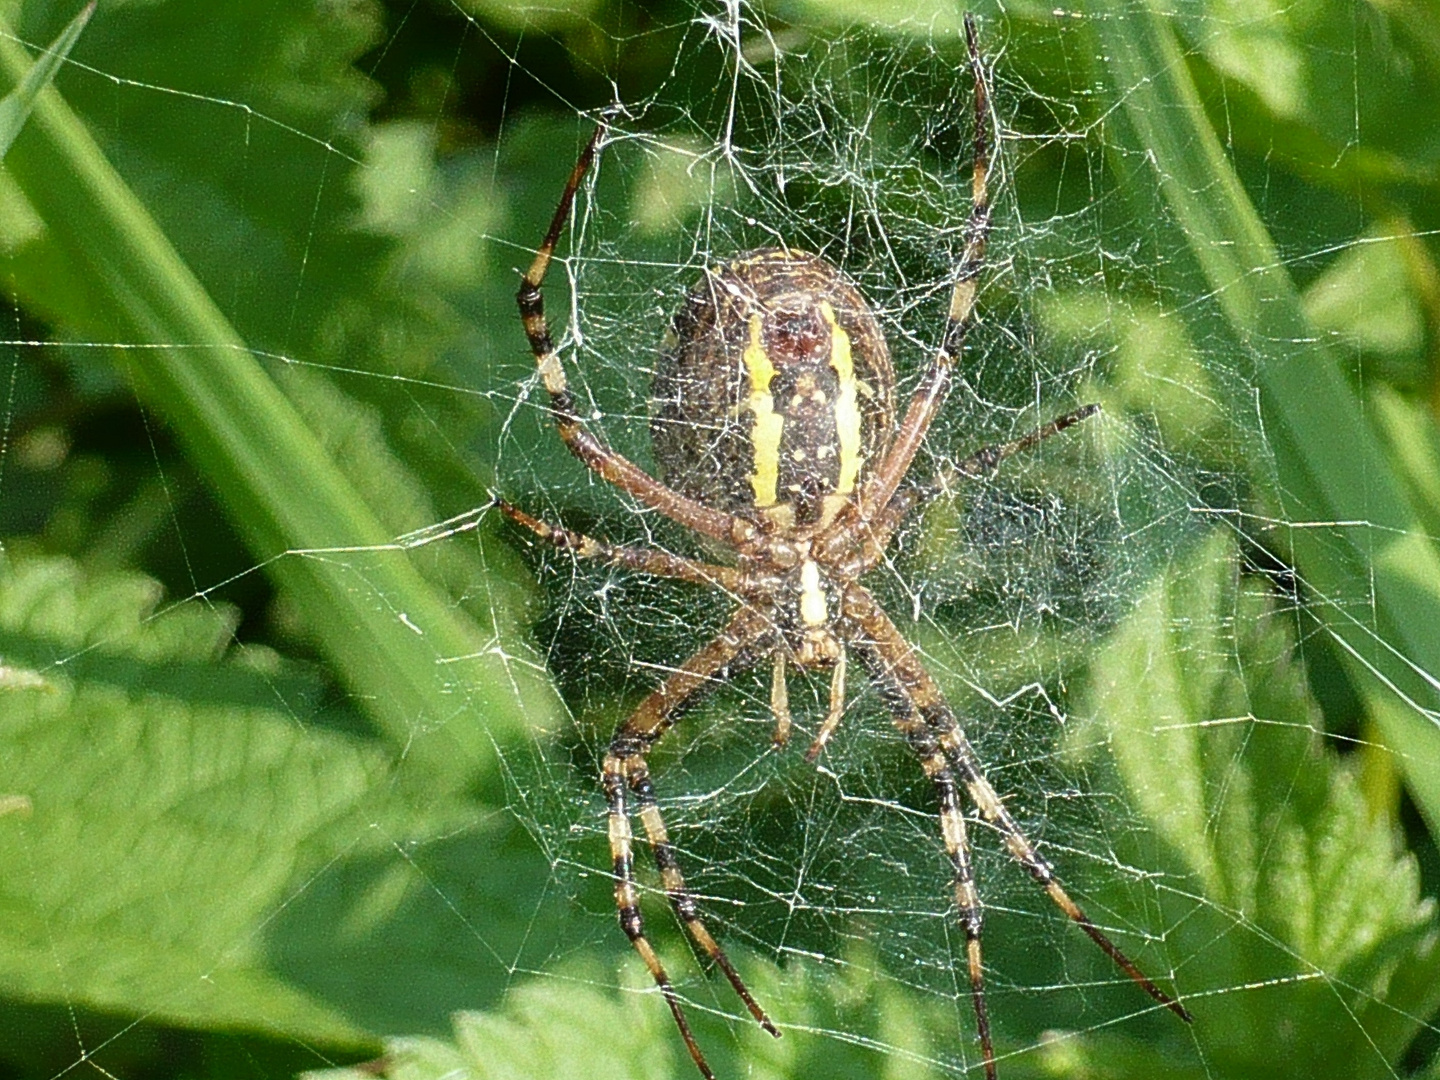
(939, 730, 1195, 1024)
(843, 581, 1192, 1027)
(602, 608, 780, 1080)
(602, 753, 714, 1078)
(849, 402, 1103, 576)
(891, 693, 997, 1079)
(628, 759, 780, 1037)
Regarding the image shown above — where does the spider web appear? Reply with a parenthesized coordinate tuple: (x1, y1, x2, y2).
(0, 3, 1437, 1080)
(496, 0, 1204, 1031)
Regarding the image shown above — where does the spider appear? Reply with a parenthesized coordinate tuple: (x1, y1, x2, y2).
(501, 15, 1190, 1079)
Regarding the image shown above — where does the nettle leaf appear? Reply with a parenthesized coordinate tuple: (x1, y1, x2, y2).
(391, 969, 678, 1080)
(1074, 529, 1440, 1078)
(303, 946, 990, 1080)
(0, 554, 464, 1044)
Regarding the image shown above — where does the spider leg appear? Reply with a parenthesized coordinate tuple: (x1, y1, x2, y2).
(859, 12, 992, 521)
(517, 126, 756, 549)
(842, 583, 1193, 1027)
(629, 759, 781, 1037)
(855, 403, 1103, 571)
(951, 402, 1102, 482)
(497, 499, 746, 592)
(604, 607, 779, 1080)
(886, 686, 997, 1079)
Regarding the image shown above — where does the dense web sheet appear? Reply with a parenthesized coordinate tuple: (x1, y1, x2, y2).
(1, 3, 1438, 1080)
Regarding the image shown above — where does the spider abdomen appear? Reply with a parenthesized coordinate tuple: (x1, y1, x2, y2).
(651, 248, 895, 530)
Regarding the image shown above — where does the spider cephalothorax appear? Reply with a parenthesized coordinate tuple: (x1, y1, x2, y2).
(502, 15, 1190, 1080)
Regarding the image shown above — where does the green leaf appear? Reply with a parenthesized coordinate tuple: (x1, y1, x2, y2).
(0, 7, 567, 791)
(1074, 530, 1440, 1077)
(0, 555, 388, 1042)
(1302, 229, 1426, 365)
(1366, 386, 1440, 544)
(300, 947, 974, 1080)
(1088, 0, 1440, 836)
(781, 0, 966, 36)
(0, 553, 591, 1044)
(1181, 0, 1440, 186)
(0, 1, 91, 160)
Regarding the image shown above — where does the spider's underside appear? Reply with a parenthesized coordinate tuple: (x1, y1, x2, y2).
(503, 15, 1191, 1080)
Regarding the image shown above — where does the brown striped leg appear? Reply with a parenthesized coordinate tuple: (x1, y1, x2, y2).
(843, 582, 1193, 1027)
(629, 759, 781, 1037)
(948, 404, 1101, 482)
(859, 12, 992, 521)
(888, 694, 997, 1079)
(851, 403, 1104, 573)
(497, 499, 747, 592)
(604, 608, 775, 1080)
(516, 126, 756, 549)
(939, 713, 1194, 1022)
(603, 757, 713, 1078)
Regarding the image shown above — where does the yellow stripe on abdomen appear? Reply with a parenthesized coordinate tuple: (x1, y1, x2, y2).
(743, 313, 784, 507)
(820, 301, 862, 493)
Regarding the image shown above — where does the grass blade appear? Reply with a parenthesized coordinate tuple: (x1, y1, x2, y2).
(0, 17, 565, 791)
(0, 1, 91, 159)
(1088, 5, 1440, 826)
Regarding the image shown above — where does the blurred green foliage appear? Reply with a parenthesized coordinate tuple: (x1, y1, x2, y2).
(2, 1, 1440, 1079)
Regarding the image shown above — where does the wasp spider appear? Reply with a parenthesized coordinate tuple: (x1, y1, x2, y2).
(502, 15, 1190, 1078)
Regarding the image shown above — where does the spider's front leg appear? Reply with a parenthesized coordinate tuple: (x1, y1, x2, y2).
(516, 125, 758, 551)
(602, 606, 781, 1080)
(858, 12, 992, 522)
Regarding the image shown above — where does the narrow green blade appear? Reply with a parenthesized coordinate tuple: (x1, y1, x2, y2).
(0, 12, 566, 793)
(0, 1, 92, 159)
(1089, 5, 1440, 827)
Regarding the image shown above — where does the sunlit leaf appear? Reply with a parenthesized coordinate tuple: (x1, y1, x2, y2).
(1075, 530, 1440, 1077)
